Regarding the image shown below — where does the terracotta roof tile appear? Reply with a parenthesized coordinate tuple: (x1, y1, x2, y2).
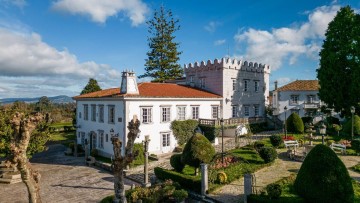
(74, 83, 222, 99)
(276, 80, 319, 91)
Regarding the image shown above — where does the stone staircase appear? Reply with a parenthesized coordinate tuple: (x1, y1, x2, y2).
(0, 161, 22, 184)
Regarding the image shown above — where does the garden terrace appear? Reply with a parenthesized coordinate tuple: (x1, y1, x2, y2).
(199, 117, 265, 126)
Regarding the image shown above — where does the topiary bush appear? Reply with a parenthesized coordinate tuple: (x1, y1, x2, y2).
(253, 141, 265, 152)
(351, 139, 360, 153)
(294, 145, 354, 203)
(258, 147, 277, 163)
(170, 154, 185, 172)
(286, 112, 304, 133)
(269, 134, 283, 147)
(342, 115, 360, 136)
(266, 183, 282, 199)
(181, 133, 215, 171)
(170, 120, 199, 145)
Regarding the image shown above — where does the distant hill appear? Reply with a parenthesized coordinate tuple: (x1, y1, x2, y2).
(0, 95, 74, 104)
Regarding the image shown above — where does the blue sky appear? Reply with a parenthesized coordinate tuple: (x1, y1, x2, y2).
(0, 0, 359, 98)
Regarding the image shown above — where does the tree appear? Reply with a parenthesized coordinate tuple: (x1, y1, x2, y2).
(4, 112, 50, 203)
(294, 145, 354, 203)
(80, 78, 102, 95)
(317, 6, 360, 116)
(139, 6, 183, 82)
(170, 120, 198, 146)
(111, 115, 140, 203)
(36, 96, 52, 112)
(181, 133, 215, 175)
(286, 112, 304, 133)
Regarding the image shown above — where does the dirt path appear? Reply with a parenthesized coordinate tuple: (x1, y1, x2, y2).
(208, 151, 360, 203)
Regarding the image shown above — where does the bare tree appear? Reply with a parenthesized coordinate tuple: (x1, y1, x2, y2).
(111, 115, 140, 203)
(4, 112, 48, 203)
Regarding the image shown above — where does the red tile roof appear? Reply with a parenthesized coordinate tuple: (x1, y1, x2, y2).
(74, 83, 222, 99)
(276, 80, 319, 91)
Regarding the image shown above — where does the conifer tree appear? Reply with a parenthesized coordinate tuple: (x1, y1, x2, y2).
(80, 78, 102, 95)
(139, 6, 183, 82)
(317, 6, 360, 115)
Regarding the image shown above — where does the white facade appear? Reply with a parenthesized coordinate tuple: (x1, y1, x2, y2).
(184, 58, 270, 119)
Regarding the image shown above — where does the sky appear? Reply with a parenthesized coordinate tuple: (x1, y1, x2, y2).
(0, 0, 359, 99)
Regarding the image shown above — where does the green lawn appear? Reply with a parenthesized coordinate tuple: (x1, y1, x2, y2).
(49, 131, 76, 142)
(49, 122, 73, 127)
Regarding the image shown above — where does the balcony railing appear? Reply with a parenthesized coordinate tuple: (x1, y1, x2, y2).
(304, 102, 320, 109)
(199, 117, 265, 126)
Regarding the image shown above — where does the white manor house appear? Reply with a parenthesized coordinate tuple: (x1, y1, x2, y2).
(74, 58, 270, 157)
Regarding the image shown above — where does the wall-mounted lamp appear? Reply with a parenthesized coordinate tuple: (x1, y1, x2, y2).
(110, 128, 114, 137)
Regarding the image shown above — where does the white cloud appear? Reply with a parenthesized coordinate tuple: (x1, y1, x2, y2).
(51, 0, 149, 26)
(204, 21, 221, 33)
(234, 5, 340, 70)
(0, 28, 122, 98)
(214, 39, 226, 46)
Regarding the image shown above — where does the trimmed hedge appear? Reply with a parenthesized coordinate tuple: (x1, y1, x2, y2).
(198, 124, 220, 142)
(286, 113, 304, 133)
(170, 154, 185, 172)
(258, 147, 277, 163)
(129, 143, 144, 167)
(294, 145, 354, 203)
(254, 141, 265, 152)
(249, 122, 267, 134)
(154, 167, 201, 193)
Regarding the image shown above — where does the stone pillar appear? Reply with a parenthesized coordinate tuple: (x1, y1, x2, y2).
(244, 173, 253, 203)
(143, 135, 151, 187)
(84, 139, 89, 163)
(201, 163, 208, 196)
(74, 140, 78, 157)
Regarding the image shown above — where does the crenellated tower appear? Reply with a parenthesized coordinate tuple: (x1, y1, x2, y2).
(184, 58, 271, 119)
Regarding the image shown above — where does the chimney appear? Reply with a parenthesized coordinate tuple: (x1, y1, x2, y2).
(274, 81, 278, 90)
(120, 70, 139, 94)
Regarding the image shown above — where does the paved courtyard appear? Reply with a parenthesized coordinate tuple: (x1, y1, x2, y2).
(0, 144, 138, 203)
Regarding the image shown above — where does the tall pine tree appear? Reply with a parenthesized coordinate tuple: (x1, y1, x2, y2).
(317, 6, 360, 116)
(139, 6, 183, 82)
(80, 78, 102, 95)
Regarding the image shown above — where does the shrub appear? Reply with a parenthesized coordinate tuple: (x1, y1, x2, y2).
(249, 122, 267, 134)
(172, 189, 188, 202)
(90, 149, 98, 157)
(154, 167, 201, 193)
(198, 124, 220, 142)
(351, 139, 360, 153)
(301, 116, 313, 125)
(181, 133, 215, 169)
(343, 115, 360, 136)
(266, 183, 282, 199)
(270, 134, 283, 147)
(258, 147, 277, 163)
(327, 116, 340, 125)
(253, 141, 265, 152)
(170, 120, 199, 145)
(286, 113, 304, 133)
(129, 143, 144, 167)
(294, 145, 354, 203)
(216, 171, 228, 184)
(170, 154, 185, 172)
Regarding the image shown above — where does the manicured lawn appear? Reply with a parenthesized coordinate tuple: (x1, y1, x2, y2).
(49, 131, 76, 142)
(49, 122, 73, 128)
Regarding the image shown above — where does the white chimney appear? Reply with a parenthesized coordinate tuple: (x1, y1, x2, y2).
(120, 70, 139, 94)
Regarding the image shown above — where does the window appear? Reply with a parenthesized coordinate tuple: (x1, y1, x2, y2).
(81, 132, 85, 147)
(254, 81, 259, 92)
(108, 105, 115, 124)
(83, 104, 89, 120)
(177, 106, 186, 120)
(78, 132, 81, 138)
(162, 133, 170, 147)
(200, 78, 205, 88)
(244, 80, 249, 92)
(161, 107, 171, 122)
(99, 105, 104, 123)
(79, 112, 82, 119)
(211, 106, 219, 119)
(105, 133, 108, 142)
(141, 107, 152, 123)
(92, 133, 97, 149)
(190, 76, 194, 83)
(232, 106, 237, 118)
(232, 79, 236, 91)
(254, 105, 260, 117)
(91, 104, 96, 121)
(192, 106, 199, 119)
(244, 106, 250, 117)
(307, 95, 315, 103)
(98, 131, 104, 149)
(290, 95, 299, 104)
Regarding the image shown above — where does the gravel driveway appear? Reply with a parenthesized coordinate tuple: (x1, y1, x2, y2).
(0, 144, 137, 203)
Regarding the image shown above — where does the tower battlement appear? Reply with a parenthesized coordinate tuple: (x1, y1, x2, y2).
(184, 58, 270, 73)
